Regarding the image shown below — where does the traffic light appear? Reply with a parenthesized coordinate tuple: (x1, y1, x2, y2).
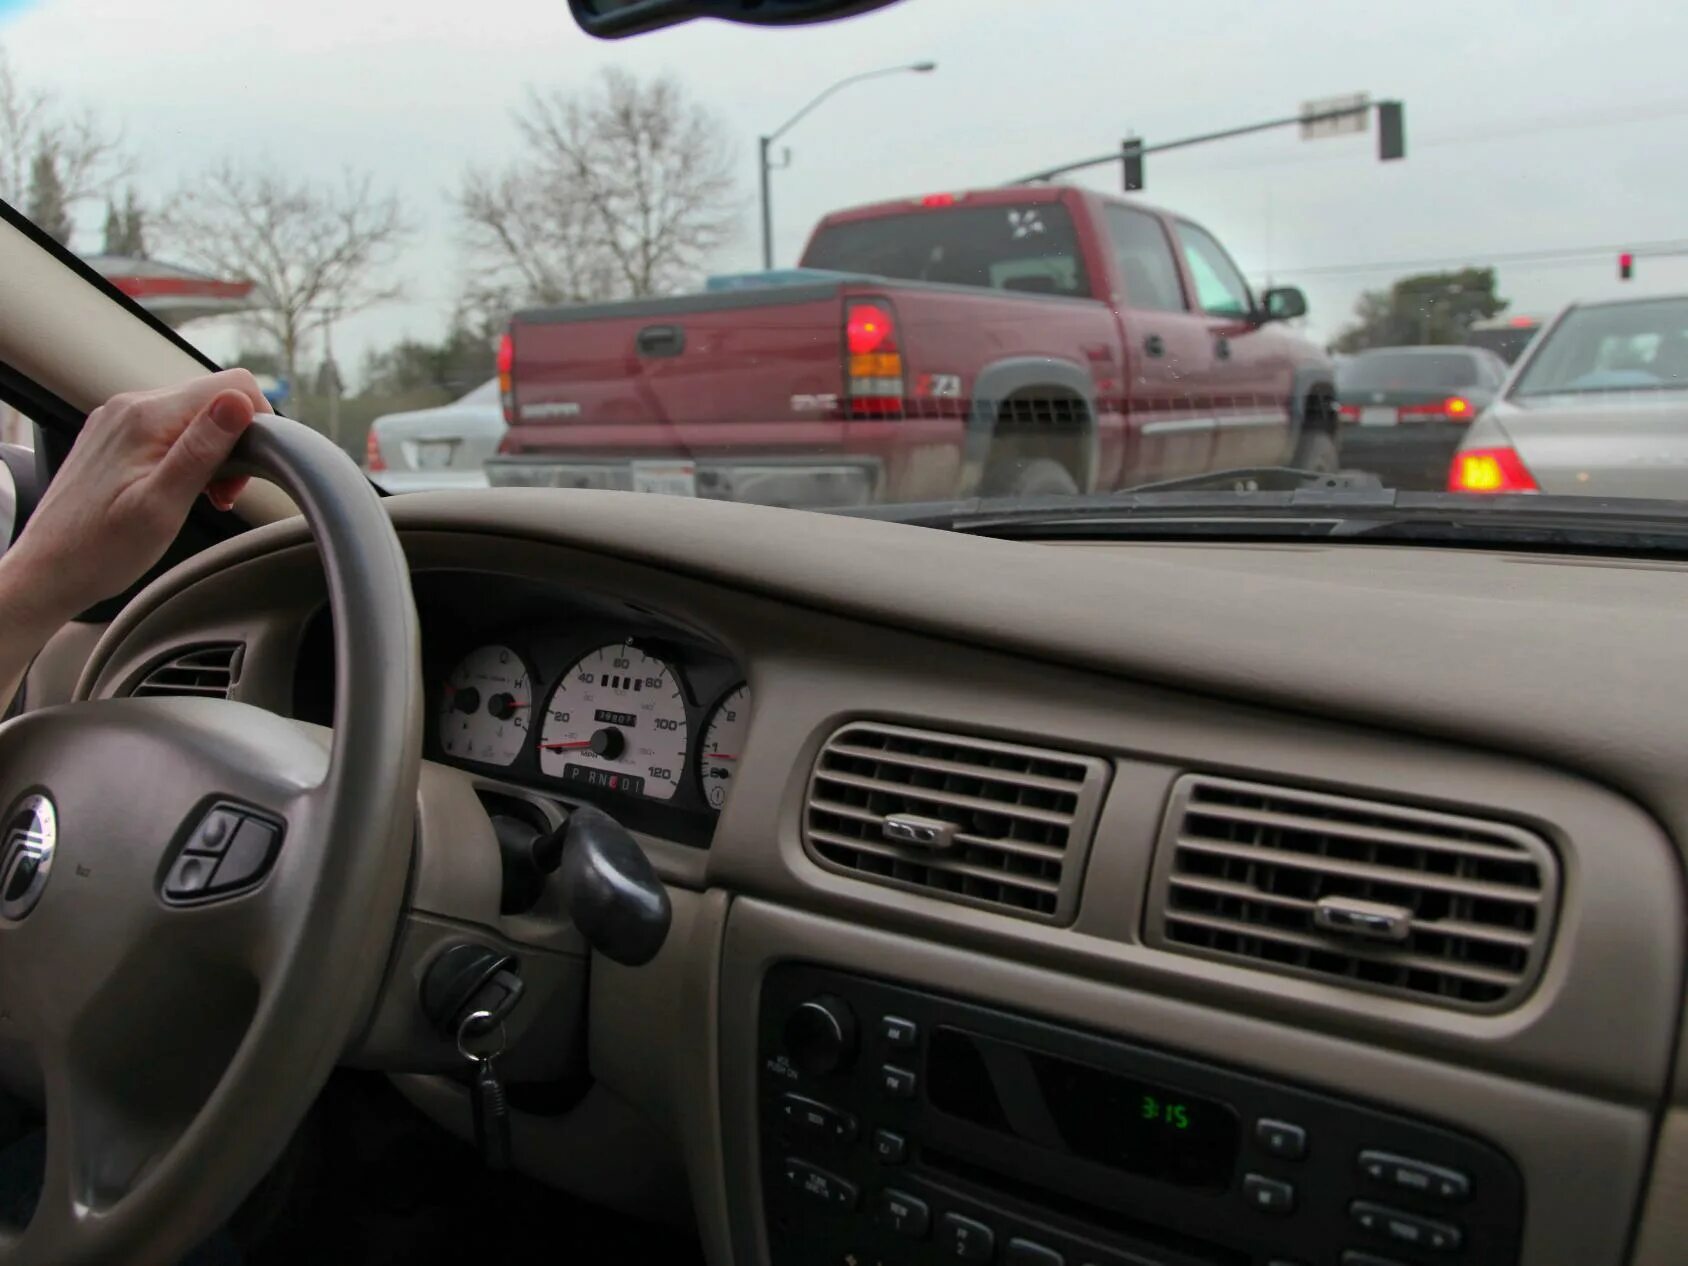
(1377, 101, 1406, 161)
(1121, 138, 1144, 192)
(1619, 252, 1634, 281)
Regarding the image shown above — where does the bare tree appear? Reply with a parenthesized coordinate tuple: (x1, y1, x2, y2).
(0, 46, 130, 225)
(459, 69, 738, 309)
(157, 162, 412, 386)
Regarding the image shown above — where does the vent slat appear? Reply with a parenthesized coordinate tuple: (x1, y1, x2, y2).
(808, 798, 1068, 864)
(808, 827, 1063, 896)
(1161, 910, 1524, 990)
(128, 644, 242, 701)
(813, 769, 1075, 828)
(1147, 775, 1558, 1012)
(823, 743, 1088, 794)
(1167, 874, 1538, 950)
(1174, 836, 1543, 906)
(804, 722, 1108, 924)
(1186, 800, 1535, 866)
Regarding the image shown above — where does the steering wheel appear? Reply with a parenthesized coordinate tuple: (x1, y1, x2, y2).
(0, 416, 420, 1264)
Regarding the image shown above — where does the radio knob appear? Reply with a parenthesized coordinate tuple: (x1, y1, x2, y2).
(784, 995, 858, 1077)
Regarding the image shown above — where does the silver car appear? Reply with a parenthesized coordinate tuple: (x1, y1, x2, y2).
(365, 379, 505, 492)
(1453, 295, 1688, 495)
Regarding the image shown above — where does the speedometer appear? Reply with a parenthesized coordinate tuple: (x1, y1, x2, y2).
(438, 644, 532, 767)
(538, 642, 689, 800)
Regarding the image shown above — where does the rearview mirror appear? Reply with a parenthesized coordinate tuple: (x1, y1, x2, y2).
(568, 0, 906, 38)
(1258, 286, 1308, 323)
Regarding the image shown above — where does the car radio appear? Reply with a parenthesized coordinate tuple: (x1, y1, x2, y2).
(757, 964, 1523, 1266)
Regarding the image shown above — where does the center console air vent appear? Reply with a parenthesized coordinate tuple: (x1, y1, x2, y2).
(1145, 775, 1558, 1011)
(128, 643, 245, 700)
(804, 722, 1109, 924)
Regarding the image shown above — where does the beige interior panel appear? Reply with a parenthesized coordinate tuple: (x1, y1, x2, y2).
(1632, 1107, 1688, 1266)
(720, 898, 1649, 1266)
(22, 619, 105, 709)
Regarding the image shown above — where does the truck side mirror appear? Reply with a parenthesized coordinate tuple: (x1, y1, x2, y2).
(1258, 287, 1308, 324)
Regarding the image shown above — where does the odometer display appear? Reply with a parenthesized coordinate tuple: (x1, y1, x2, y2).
(538, 643, 689, 800)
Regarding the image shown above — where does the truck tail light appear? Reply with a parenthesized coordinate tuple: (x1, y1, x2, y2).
(498, 331, 515, 424)
(844, 299, 904, 416)
(1449, 446, 1538, 494)
(364, 426, 387, 473)
(1399, 396, 1475, 423)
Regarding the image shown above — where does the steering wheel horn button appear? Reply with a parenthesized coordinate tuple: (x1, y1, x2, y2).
(162, 801, 285, 903)
(0, 792, 56, 920)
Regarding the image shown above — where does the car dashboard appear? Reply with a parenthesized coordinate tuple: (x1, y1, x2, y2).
(63, 489, 1688, 1266)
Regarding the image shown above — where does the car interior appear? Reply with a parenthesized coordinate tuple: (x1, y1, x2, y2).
(0, 11, 1686, 1266)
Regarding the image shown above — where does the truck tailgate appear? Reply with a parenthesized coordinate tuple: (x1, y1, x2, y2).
(508, 284, 847, 429)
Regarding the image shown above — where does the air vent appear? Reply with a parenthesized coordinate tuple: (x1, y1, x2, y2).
(1145, 775, 1558, 1011)
(804, 722, 1109, 923)
(129, 644, 244, 700)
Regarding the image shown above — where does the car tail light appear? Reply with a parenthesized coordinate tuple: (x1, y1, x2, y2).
(497, 331, 515, 424)
(1337, 404, 1361, 424)
(364, 426, 386, 473)
(1449, 446, 1538, 493)
(1398, 396, 1475, 422)
(844, 299, 904, 416)
(919, 192, 957, 208)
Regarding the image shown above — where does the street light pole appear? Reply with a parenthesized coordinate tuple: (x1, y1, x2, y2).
(758, 60, 936, 272)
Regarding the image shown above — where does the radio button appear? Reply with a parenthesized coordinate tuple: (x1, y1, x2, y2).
(880, 1065, 918, 1099)
(782, 1158, 857, 1210)
(1357, 1150, 1471, 1202)
(882, 1015, 920, 1048)
(1005, 1238, 1064, 1266)
(1255, 1118, 1308, 1160)
(778, 1094, 857, 1144)
(938, 1212, 995, 1261)
(1350, 1201, 1462, 1253)
(870, 1128, 907, 1165)
(877, 1189, 930, 1238)
(1243, 1173, 1297, 1215)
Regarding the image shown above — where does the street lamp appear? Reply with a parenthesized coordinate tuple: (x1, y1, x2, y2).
(759, 61, 937, 271)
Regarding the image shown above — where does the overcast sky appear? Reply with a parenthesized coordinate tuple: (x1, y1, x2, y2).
(6, 0, 1688, 381)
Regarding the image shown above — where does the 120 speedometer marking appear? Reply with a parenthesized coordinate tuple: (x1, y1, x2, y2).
(538, 642, 689, 801)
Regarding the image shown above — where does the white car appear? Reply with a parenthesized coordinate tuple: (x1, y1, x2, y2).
(365, 379, 505, 492)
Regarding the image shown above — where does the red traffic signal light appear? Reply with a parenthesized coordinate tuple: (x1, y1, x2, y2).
(1620, 252, 1634, 281)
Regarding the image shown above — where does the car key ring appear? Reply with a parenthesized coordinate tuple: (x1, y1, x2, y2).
(455, 1008, 508, 1063)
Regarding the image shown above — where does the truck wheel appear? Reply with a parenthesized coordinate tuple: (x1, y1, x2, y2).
(985, 457, 1080, 497)
(1292, 428, 1338, 474)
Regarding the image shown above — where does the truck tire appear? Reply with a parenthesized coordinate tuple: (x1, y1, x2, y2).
(985, 456, 1080, 497)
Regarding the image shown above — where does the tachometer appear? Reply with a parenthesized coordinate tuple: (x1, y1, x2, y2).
(698, 684, 750, 809)
(538, 642, 689, 800)
(438, 644, 532, 767)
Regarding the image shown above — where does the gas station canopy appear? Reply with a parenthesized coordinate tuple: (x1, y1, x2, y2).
(88, 255, 255, 327)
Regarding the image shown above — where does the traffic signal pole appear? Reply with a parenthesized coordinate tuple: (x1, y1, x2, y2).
(1008, 100, 1405, 189)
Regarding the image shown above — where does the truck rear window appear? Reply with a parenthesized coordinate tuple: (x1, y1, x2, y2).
(802, 203, 1091, 298)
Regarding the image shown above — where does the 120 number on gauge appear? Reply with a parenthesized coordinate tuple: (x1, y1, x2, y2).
(538, 643, 689, 800)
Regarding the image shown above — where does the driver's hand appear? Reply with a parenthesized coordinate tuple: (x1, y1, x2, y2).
(5, 370, 270, 626)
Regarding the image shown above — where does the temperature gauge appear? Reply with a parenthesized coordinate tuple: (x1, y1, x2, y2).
(439, 644, 532, 767)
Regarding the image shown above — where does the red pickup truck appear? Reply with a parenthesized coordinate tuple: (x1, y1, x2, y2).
(489, 185, 1336, 505)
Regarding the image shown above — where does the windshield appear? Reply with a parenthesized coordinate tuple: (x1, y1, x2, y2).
(1512, 299, 1688, 397)
(4, 0, 1686, 519)
(1339, 352, 1480, 393)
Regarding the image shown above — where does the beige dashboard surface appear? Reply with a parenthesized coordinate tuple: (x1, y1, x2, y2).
(78, 488, 1688, 1264)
